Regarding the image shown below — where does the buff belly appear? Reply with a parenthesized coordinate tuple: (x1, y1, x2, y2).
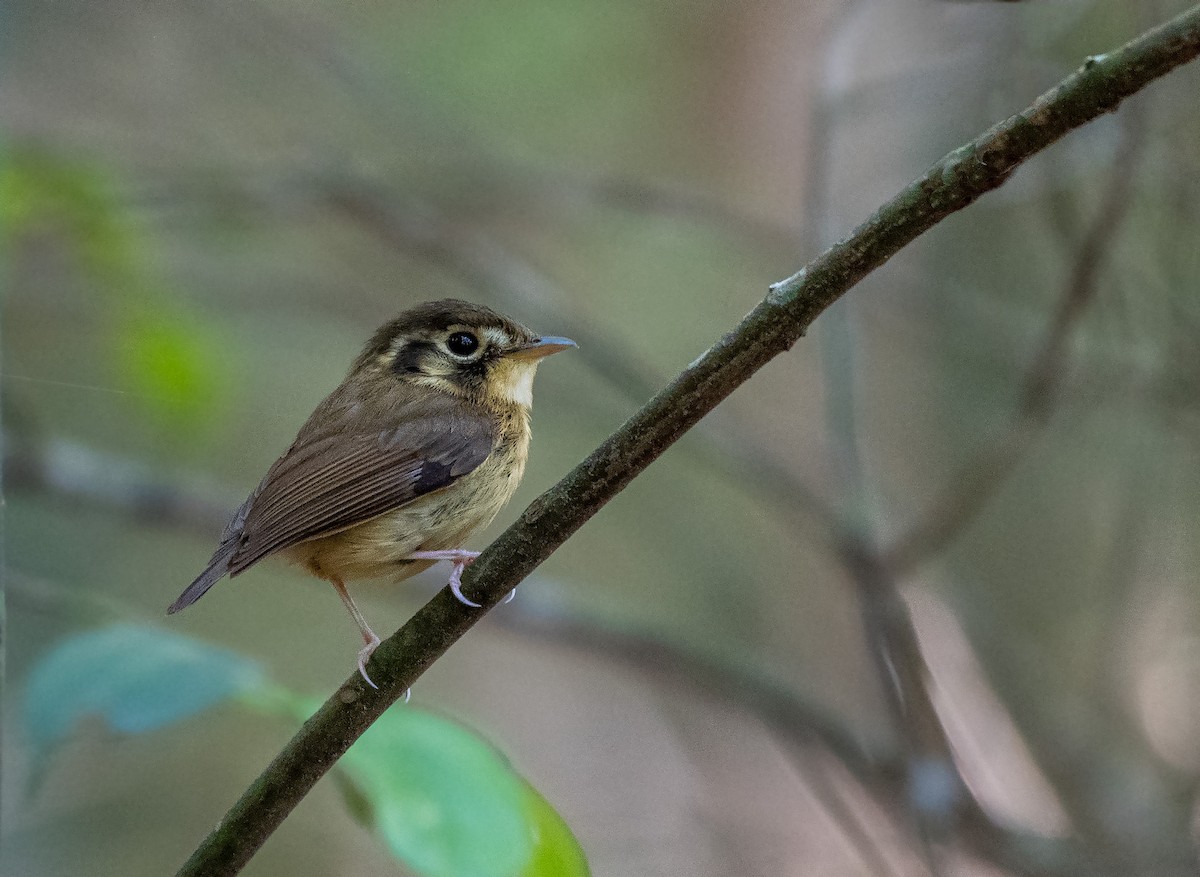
(283, 436, 527, 583)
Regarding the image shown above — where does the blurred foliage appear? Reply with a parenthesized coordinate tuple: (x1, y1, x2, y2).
(375, 0, 694, 167)
(113, 311, 228, 432)
(4, 0, 1200, 874)
(23, 624, 587, 877)
(24, 624, 264, 758)
(2, 148, 232, 438)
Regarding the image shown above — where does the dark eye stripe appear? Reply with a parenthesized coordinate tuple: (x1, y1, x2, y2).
(391, 341, 433, 375)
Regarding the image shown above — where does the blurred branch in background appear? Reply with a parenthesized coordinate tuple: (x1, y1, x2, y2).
(883, 113, 1145, 576)
(7, 6, 1198, 875)
(3, 434, 230, 535)
(2, 434, 1097, 877)
(125, 169, 843, 540)
(801, 13, 1189, 863)
(8, 3, 1200, 876)
(802, 1, 965, 869)
(816, 102, 1149, 870)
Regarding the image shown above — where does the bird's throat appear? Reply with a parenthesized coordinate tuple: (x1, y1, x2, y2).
(490, 360, 539, 409)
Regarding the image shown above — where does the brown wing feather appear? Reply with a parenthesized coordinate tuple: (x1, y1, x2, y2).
(228, 415, 495, 574)
(167, 410, 494, 614)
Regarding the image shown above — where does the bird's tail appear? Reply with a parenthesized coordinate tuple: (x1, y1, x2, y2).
(167, 540, 237, 614)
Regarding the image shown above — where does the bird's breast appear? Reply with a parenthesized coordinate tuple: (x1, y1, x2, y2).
(290, 413, 530, 583)
(408, 426, 529, 549)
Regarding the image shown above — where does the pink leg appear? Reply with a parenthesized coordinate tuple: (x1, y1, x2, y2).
(329, 576, 381, 689)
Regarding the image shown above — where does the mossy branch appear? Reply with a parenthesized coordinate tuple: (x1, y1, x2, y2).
(177, 6, 1200, 875)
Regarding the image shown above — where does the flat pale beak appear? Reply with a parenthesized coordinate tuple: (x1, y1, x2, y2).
(507, 335, 577, 361)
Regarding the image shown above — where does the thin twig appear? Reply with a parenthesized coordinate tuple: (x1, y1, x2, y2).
(801, 4, 960, 872)
(882, 109, 1146, 575)
(155, 9, 1200, 873)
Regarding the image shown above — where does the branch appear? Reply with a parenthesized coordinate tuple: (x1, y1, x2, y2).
(177, 8, 1200, 875)
(3, 435, 230, 534)
(882, 109, 1145, 575)
(802, 7, 965, 870)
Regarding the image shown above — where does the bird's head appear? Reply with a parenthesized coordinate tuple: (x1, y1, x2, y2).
(354, 299, 575, 409)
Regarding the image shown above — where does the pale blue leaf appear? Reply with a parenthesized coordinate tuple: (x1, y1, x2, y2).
(24, 623, 264, 748)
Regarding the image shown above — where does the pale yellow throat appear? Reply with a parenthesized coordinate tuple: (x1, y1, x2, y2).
(492, 359, 540, 408)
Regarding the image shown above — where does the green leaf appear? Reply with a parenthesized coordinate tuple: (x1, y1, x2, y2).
(339, 706, 534, 877)
(0, 148, 230, 436)
(519, 782, 590, 877)
(22, 625, 588, 877)
(249, 689, 587, 877)
(24, 624, 265, 751)
(0, 148, 138, 286)
(114, 313, 229, 430)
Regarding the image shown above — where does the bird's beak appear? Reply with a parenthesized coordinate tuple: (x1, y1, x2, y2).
(507, 336, 577, 361)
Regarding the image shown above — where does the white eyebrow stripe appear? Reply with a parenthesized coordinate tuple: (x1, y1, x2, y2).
(482, 327, 513, 347)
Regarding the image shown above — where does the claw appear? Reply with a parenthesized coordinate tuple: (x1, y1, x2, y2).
(409, 549, 483, 607)
(357, 634, 381, 689)
(448, 561, 483, 608)
(403, 688, 412, 704)
(503, 586, 517, 605)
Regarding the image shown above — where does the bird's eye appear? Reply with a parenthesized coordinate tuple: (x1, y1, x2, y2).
(445, 331, 480, 357)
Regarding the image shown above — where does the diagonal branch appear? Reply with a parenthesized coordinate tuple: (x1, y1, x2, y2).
(176, 7, 1200, 875)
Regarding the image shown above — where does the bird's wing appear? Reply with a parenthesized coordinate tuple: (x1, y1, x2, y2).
(230, 414, 495, 572)
(168, 413, 494, 613)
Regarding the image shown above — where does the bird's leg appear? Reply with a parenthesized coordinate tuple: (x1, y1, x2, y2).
(329, 576, 381, 689)
(407, 549, 482, 607)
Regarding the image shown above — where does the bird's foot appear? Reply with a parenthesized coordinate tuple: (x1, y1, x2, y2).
(447, 559, 481, 607)
(357, 633, 381, 689)
(408, 549, 481, 564)
(408, 550, 482, 607)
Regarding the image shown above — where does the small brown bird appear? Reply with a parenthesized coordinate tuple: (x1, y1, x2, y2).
(168, 300, 574, 687)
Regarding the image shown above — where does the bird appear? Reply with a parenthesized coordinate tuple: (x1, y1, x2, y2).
(167, 299, 575, 687)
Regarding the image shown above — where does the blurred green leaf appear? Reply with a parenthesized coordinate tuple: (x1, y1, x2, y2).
(115, 313, 229, 430)
(1, 148, 231, 436)
(255, 688, 585, 877)
(340, 705, 534, 877)
(24, 626, 586, 877)
(0, 147, 35, 232)
(23, 624, 265, 752)
(0, 147, 137, 285)
(519, 782, 590, 877)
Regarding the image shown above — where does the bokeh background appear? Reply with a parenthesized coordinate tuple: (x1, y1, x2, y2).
(5, 0, 1200, 874)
